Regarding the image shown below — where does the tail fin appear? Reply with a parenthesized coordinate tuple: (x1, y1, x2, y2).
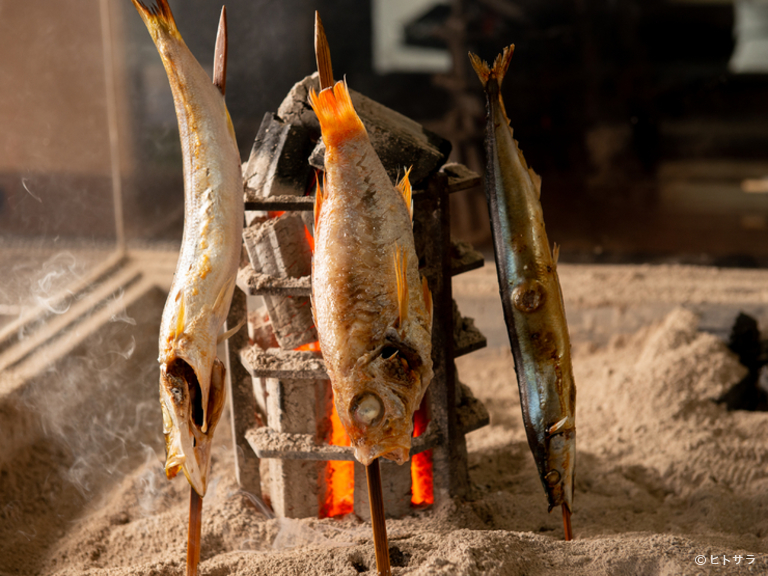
(130, 0, 182, 42)
(468, 44, 515, 89)
(308, 80, 366, 148)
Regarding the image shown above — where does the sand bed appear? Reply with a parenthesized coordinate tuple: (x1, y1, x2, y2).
(1, 263, 767, 575)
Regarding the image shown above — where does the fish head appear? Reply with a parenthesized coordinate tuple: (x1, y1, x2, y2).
(542, 424, 575, 513)
(159, 356, 227, 496)
(338, 327, 433, 466)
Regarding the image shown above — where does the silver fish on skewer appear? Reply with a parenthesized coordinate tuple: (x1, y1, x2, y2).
(469, 45, 576, 539)
(132, 0, 243, 497)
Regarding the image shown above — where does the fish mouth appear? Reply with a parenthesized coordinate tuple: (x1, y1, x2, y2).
(159, 357, 227, 496)
(353, 440, 410, 467)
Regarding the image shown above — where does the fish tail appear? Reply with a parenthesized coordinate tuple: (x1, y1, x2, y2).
(309, 79, 366, 148)
(130, 0, 182, 43)
(468, 44, 515, 89)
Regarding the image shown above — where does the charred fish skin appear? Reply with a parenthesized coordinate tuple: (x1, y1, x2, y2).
(132, 0, 243, 496)
(309, 81, 433, 466)
(469, 46, 576, 514)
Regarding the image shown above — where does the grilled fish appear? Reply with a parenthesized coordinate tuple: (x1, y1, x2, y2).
(132, 0, 243, 496)
(469, 46, 576, 535)
(309, 81, 433, 466)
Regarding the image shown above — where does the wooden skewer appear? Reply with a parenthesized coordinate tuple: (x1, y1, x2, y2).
(562, 504, 573, 541)
(366, 458, 391, 576)
(314, 11, 334, 90)
(212, 5, 228, 96)
(186, 487, 203, 576)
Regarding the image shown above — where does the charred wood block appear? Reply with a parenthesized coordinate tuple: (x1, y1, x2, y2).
(354, 459, 412, 520)
(243, 193, 314, 212)
(243, 214, 317, 349)
(279, 73, 451, 187)
(440, 163, 482, 194)
(244, 112, 314, 199)
(245, 424, 438, 461)
(240, 347, 328, 380)
(243, 213, 312, 278)
(248, 306, 279, 350)
(237, 264, 311, 297)
(263, 377, 327, 518)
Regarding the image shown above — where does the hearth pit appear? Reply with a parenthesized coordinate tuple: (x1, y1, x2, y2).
(224, 74, 490, 519)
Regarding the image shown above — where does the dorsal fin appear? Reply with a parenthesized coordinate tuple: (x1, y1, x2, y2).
(314, 171, 325, 231)
(394, 246, 408, 329)
(396, 167, 414, 222)
(212, 6, 228, 96)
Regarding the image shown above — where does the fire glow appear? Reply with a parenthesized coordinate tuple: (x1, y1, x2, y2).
(320, 401, 354, 518)
(411, 399, 434, 506)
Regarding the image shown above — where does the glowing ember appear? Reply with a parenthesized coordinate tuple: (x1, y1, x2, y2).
(319, 400, 354, 518)
(411, 399, 434, 506)
(294, 341, 321, 352)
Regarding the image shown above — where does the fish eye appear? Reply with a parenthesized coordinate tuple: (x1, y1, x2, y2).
(350, 393, 384, 427)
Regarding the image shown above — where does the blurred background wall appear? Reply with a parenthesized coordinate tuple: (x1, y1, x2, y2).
(1, 0, 768, 265)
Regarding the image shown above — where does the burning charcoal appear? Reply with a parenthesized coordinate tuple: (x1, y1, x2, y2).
(278, 73, 451, 187)
(247, 306, 279, 350)
(243, 112, 315, 198)
(243, 213, 317, 349)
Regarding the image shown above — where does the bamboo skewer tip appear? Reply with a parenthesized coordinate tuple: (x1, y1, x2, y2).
(562, 504, 573, 542)
(314, 11, 334, 91)
(366, 458, 391, 576)
(213, 5, 228, 96)
(187, 487, 204, 576)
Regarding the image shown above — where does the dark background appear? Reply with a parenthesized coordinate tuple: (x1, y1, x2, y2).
(2, 0, 768, 266)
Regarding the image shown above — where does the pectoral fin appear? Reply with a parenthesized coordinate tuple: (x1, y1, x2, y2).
(396, 167, 413, 222)
(394, 246, 408, 330)
(217, 317, 246, 344)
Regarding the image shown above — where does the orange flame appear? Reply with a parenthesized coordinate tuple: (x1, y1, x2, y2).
(294, 341, 321, 352)
(411, 399, 434, 506)
(319, 400, 354, 518)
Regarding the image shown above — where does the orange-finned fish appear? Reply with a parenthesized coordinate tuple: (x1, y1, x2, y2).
(469, 46, 576, 539)
(309, 80, 433, 466)
(132, 0, 243, 496)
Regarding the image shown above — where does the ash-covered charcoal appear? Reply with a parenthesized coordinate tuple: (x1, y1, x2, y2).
(243, 214, 317, 349)
(728, 312, 761, 371)
(278, 73, 451, 187)
(243, 112, 315, 198)
(718, 312, 768, 411)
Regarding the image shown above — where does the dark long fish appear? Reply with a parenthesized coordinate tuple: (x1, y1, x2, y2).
(469, 45, 576, 539)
